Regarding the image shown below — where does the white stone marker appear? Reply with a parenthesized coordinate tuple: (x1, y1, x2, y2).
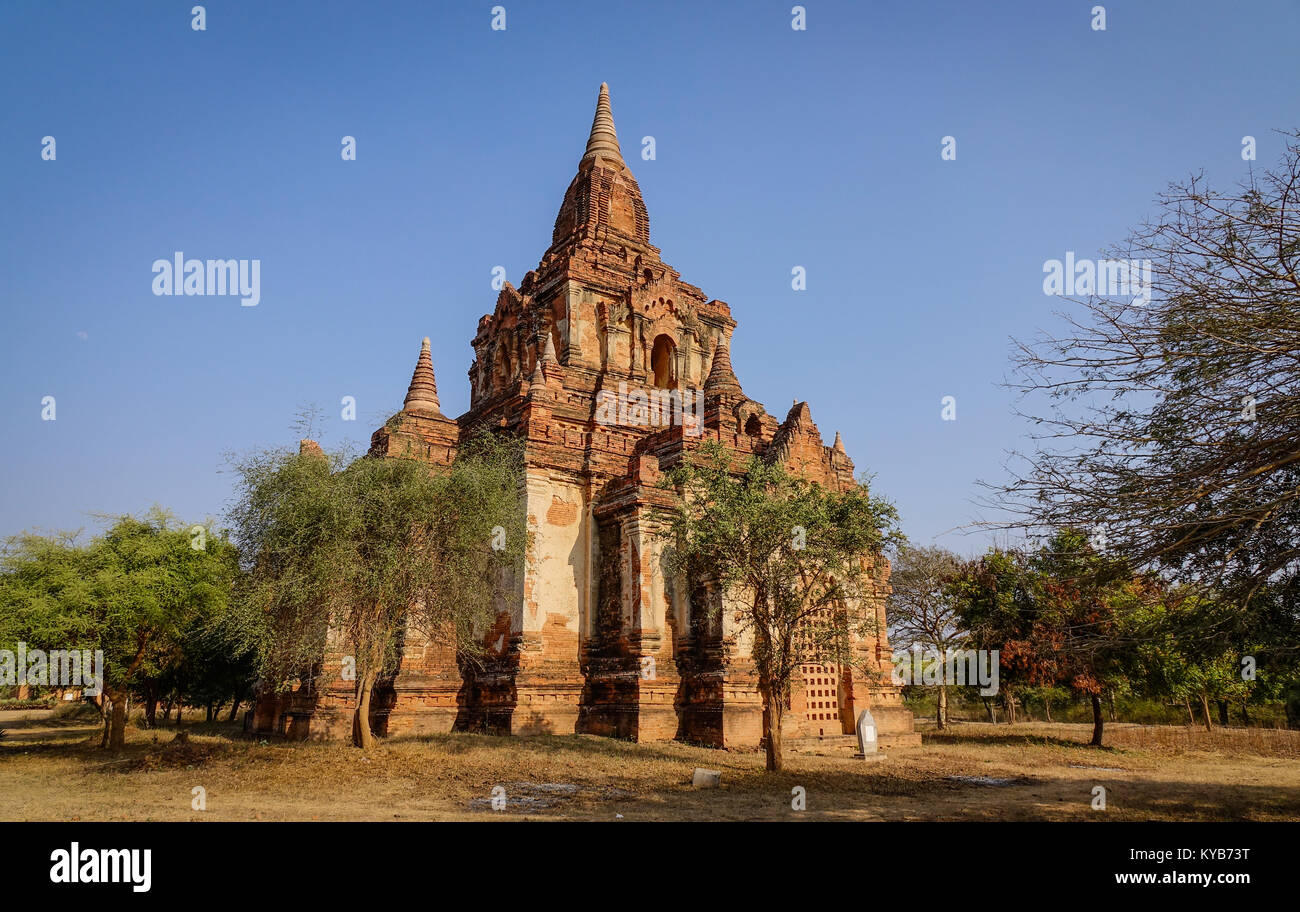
(856, 708, 878, 756)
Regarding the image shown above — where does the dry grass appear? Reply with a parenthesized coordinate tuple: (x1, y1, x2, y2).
(1091, 723, 1300, 757)
(1, 712, 1297, 821)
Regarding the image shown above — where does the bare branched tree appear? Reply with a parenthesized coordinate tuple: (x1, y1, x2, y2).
(990, 130, 1300, 641)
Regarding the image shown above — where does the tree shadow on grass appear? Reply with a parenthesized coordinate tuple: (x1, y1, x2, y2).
(652, 767, 1300, 821)
(924, 729, 1125, 754)
(0, 724, 98, 746)
(391, 730, 735, 766)
(1, 703, 102, 730)
(1, 723, 241, 774)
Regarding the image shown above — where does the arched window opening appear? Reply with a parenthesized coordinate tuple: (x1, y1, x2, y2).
(744, 414, 763, 437)
(651, 334, 676, 389)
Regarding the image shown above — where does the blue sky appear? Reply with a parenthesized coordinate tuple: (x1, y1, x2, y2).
(1, 0, 1297, 553)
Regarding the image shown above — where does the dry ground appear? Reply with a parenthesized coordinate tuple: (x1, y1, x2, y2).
(1, 710, 1298, 821)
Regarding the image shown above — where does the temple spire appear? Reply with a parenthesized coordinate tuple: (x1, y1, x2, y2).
(704, 338, 744, 398)
(402, 337, 441, 416)
(581, 82, 624, 166)
(833, 431, 846, 454)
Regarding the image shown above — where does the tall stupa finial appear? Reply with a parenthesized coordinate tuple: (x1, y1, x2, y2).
(402, 336, 441, 416)
(581, 82, 624, 166)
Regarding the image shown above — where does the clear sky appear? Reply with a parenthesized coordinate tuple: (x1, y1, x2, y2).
(2, 0, 1297, 553)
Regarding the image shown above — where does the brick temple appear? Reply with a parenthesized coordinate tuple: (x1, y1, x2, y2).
(251, 84, 914, 747)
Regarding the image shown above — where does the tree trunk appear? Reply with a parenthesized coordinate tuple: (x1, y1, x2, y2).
(759, 677, 784, 772)
(1089, 693, 1104, 746)
(100, 699, 112, 748)
(227, 699, 241, 723)
(1044, 697, 1053, 723)
(353, 670, 377, 749)
(1199, 693, 1214, 732)
(1184, 698, 1195, 726)
(1217, 700, 1229, 728)
(1240, 699, 1251, 726)
(983, 698, 997, 723)
(108, 691, 127, 752)
(750, 608, 783, 772)
(1107, 689, 1117, 722)
(936, 684, 948, 730)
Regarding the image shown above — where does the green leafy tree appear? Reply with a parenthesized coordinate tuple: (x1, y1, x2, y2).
(229, 433, 528, 749)
(1128, 587, 1285, 730)
(168, 609, 260, 724)
(955, 530, 1149, 746)
(949, 546, 1033, 724)
(1017, 684, 1071, 723)
(663, 440, 900, 771)
(0, 531, 86, 701)
(0, 510, 238, 751)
